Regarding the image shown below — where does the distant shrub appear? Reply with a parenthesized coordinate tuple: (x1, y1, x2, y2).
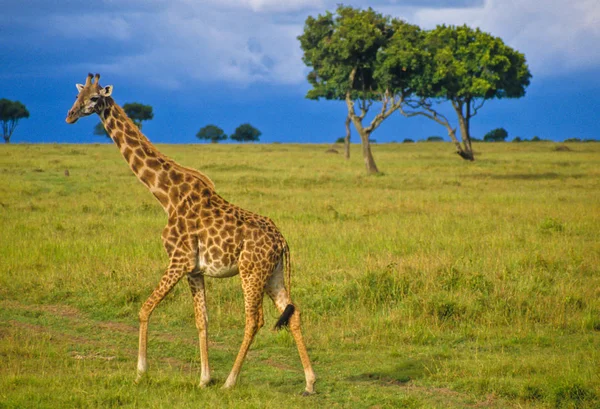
(513, 137, 523, 142)
(531, 136, 542, 142)
(553, 144, 572, 152)
(426, 136, 444, 142)
(564, 138, 582, 143)
(335, 137, 345, 143)
(483, 127, 508, 142)
(402, 138, 414, 143)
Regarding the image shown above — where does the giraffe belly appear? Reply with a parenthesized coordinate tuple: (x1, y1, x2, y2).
(197, 254, 239, 278)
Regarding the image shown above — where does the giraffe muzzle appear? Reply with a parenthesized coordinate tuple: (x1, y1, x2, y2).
(66, 110, 79, 124)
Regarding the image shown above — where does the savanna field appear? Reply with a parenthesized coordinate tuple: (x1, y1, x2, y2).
(0, 142, 599, 408)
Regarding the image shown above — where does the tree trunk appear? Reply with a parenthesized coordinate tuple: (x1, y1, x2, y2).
(346, 97, 380, 173)
(358, 129, 379, 174)
(2, 123, 10, 143)
(452, 101, 474, 161)
(344, 115, 351, 160)
(456, 114, 474, 161)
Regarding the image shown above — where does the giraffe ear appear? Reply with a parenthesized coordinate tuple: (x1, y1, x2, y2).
(99, 85, 113, 97)
(76, 84, 84, 92)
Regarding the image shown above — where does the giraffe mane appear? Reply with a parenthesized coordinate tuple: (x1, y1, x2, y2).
(177, 164, 216, 190)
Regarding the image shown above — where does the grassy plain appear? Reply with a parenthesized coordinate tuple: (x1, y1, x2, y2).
(0, 141, 599, 408)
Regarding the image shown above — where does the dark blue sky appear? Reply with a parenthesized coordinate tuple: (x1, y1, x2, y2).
(2, 0, 599, 144)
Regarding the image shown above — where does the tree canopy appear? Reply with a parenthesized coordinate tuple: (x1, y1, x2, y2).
(94, 102, 153, 137)
(197, 124, 227, 143)
(300, 6, 531, 167)
(299, 6, 423, 173)
(123, 102, 153, 130)
(401, 24, 531, 159)
(0, 99, 29, 143)
(94, 122, 108, 138)
(230, 123, 261, 142)
(483, 128, 509, 142)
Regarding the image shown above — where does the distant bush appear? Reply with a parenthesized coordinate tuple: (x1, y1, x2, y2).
(402, 138, 414, 143)
(335, 137, 345, 143)
(426, 136, 444, 142)
(513, 137, 523, 142)
(483, 127, 508, 142)
(197, 124, 227, 143)
(564, 138, 582, 143)
(230, 123, 261, 142)
(553, 145, 572, 152)
(531, 136, 542, 142)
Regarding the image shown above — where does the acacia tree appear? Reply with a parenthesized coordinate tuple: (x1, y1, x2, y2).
(231, 123, 261, 142)
(483, 128, 508, 142)
(401, 25, 531, 160)
(0, 99, 30, 143)
(94, 102, 153, 137)
(197, 124, 227, 143)
(94, 122, 108, 137)
(299, 6, 425, 173)
(123, 102, 153, 130)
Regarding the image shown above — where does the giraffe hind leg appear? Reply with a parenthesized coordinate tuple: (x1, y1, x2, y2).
(266, 265, 316, 395)
(222, 276, 265, 389)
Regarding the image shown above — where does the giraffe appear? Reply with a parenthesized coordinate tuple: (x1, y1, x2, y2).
(65, 73, 316, 394)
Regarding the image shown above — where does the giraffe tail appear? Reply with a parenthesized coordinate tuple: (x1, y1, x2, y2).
(274, 304, 295, 330)
(274, 242, 294, 330)
(283, 241, 292, 298)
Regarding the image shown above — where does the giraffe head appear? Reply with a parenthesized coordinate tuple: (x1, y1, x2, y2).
(66, 73, 113, 124)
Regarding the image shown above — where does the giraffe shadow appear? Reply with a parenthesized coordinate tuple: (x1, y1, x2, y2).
(346, 358, 433, 386)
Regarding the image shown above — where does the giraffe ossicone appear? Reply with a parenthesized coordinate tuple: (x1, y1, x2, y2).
(66, 73, 316, 394)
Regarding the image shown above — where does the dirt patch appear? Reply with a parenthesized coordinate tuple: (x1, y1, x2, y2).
(402, 383, 499, 408)
(98, 321, 138, 334)
(70, 351, 116, 361)
(262, 357, 299, 372)
(41, 304, 82, 319)
(2, 300, 82, 319)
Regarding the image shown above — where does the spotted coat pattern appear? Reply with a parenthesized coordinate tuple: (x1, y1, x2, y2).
(65, 74, 315, 394)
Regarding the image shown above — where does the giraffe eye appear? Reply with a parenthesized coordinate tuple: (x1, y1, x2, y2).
(90, 96, 100, 102)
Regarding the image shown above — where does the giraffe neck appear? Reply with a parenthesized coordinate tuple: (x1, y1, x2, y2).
(98, 98, 210, 212)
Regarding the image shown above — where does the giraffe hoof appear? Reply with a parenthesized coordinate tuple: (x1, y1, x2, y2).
(134, 373, 146, 385)
(199, 379, 212, 388)
(302, 390, 315, 397)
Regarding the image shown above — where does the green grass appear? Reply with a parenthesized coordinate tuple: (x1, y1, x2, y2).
(1, 141, 599, 408)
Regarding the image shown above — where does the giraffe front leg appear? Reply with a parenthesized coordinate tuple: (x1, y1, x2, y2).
(187, 274, 211, 388)
(135, 263, 186, 384)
